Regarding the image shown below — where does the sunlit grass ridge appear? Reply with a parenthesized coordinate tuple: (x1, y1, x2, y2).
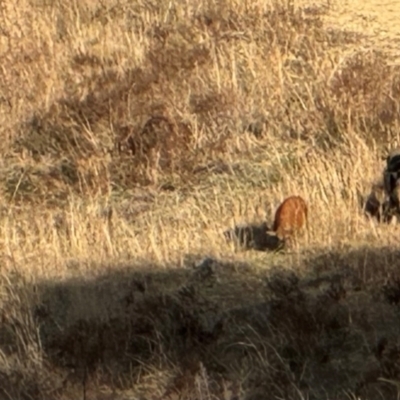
(1, 0, 400, 398)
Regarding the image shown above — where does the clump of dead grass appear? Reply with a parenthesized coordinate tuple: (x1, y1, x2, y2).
(2, 0, 398, 205)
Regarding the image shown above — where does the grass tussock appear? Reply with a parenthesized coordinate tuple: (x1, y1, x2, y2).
(1, 0, 400, 398)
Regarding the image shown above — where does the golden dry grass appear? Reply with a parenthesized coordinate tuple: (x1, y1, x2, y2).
(2, 0, 400, 398)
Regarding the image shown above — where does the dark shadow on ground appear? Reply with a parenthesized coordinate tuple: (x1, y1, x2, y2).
(223, 222, 284, 252)
(3, 247, 400, 399)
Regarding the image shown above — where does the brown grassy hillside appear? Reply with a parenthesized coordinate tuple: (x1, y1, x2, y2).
(1, 0, 400, 398)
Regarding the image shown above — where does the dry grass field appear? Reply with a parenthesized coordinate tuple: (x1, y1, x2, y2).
(2, 0, 400, 398)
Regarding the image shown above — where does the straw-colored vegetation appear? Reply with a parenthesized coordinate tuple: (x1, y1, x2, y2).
(2, 0, 400, 398)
